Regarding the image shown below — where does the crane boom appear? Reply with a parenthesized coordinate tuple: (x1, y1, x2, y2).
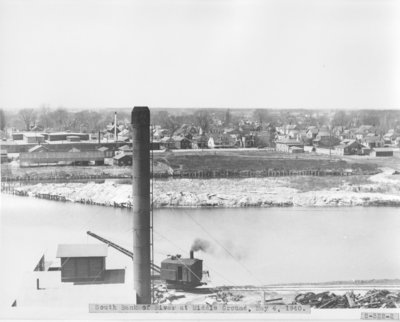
(86, 231, 160, 273)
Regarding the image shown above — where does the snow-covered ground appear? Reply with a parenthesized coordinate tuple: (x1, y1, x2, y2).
(4, 168, 400, 208)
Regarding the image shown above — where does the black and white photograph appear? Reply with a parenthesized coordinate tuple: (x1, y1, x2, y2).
(0, 0, 399, 320)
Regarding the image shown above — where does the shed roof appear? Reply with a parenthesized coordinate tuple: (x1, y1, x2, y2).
(276, 139, 303, 145)
(56, 244, 108, 258)
(118, 144, 131, 150)
(113, 153, 132, 160)
(49, 132, 87, 136)
(28, 145, 49, 153)
(97, 146, 109, 151)
(363, 136, 383, 143)
(23, 133, 44, 138)
(373, 148, 393, 152)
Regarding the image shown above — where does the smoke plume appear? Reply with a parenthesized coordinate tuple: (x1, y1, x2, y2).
(191, 238, 213, 253)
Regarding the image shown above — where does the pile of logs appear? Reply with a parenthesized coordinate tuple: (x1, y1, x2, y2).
(295, 290, 400, 309)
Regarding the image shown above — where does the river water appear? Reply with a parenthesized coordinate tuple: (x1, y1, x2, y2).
(1, 194, 400, 307)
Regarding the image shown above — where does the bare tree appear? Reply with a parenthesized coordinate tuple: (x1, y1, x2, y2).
(38, 104, 53, 130)
(253, 109, 270, 125)
(18, 108, 36, 130)
(194, 110, 212, 133)
(51, 107, 71, 131)
(332, 110, 350, 129)
(163, 114, 182, 137)
(225, 108, 231, 126)
(0, 108, 6, 131)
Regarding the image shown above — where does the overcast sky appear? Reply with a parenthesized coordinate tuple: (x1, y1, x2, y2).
(0, 0, 399, 110)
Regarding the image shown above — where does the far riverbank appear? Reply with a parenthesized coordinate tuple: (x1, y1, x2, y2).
(2, 168, 400, 208)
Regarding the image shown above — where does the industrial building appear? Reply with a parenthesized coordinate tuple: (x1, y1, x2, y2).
(23, 133, 45, 144)
(19, 151, 105, 167)
(43, 132, 90, 142)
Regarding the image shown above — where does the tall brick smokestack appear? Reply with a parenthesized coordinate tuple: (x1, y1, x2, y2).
(131, 106, 151, 304)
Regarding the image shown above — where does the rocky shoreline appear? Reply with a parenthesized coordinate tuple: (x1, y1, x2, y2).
(2, 168, 400, 208)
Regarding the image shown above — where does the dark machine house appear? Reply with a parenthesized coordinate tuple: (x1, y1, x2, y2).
(160, 251, 204, 289)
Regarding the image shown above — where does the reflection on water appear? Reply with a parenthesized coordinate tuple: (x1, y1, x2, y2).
(1, 194, 400, 307)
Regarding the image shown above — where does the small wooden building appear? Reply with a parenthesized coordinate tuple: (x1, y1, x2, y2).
(0, 150, 8, 163)
(275, 140, 304, 153)
(98, 146, 114, 158)
(150, 140, 161, 150)
(56, 244, 108, 282)
(371, 147, 394, 157)
(160, 251, 203, 288)
(113, 153, 132, 166)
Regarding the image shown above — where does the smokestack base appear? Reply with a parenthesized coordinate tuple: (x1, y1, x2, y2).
(190, 250, 194, 259)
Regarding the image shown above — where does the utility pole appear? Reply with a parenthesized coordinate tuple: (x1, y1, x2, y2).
(114, 112, 117, 151)
(329, 125, 332, 161)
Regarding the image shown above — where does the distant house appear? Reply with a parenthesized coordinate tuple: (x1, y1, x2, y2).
(113, 153, 132, 166)
(383, 132, 399, 145)
(283, 124, 299, 135)
(339, 129, 353, 140)
(160, 137, 175, 150)
(97, 146, 114, 158)
(208, 134, 238, 149)
(175, 124, 199, 138)
(191, 135, 208, 149)
(355, 125, 375, 140)
(371, 147, 394, 157)
(334, 140, 364, 156)
(313, 131, 340, 148)
(172, 136, 192, 149)
(361, 136, 384, 149)
(240, 133, 253, 147)
(275, 139, 304, 153)
(306, 127, 319, 140)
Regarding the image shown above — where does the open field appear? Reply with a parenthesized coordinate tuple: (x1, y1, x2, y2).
(1, 149, 384, 181)
(155, 150, 379, 173)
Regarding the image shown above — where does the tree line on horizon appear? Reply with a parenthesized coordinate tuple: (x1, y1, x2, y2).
(0, 106, 399, 135)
